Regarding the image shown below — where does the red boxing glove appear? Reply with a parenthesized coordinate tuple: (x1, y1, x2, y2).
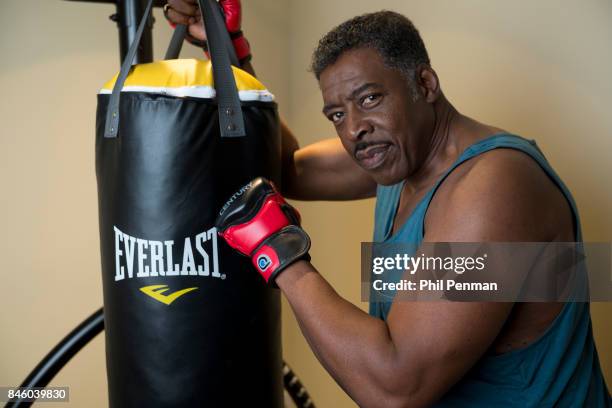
(220, 0, 241, 32)
(219, 0, 251, 63)
(215, 178, 310, 285)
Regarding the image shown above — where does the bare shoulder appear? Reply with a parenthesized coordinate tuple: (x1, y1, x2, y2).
(425, 148, 574, 242)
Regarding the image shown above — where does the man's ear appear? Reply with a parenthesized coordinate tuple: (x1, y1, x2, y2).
(416, 65, 440, 103)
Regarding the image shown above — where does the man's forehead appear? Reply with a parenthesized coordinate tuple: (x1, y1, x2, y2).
(320, 70, 363, 95)
(321, 48, 383, 77)
(319, 48, 390, 94)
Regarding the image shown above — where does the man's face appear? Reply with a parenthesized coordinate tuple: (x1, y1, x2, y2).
(319, 47, 432, 185)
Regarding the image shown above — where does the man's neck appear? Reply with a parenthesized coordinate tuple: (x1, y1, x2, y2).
(406, 96, 462, 191)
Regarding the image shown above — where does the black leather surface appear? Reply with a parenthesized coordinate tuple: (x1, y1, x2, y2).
(96, 92, 283, 407)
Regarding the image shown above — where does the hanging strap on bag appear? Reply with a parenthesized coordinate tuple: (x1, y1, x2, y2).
(104, 0, 246, 139)
(164, 24, 187, 60)
(164, 2, 240, 67)
(164, 2, 240, 66)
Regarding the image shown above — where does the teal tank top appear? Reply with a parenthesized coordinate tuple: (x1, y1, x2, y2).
(371, 134, 611, 406)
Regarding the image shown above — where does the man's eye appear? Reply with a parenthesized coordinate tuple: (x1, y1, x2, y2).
(362, 94, 381, 107)
(329, 112, 344, 123)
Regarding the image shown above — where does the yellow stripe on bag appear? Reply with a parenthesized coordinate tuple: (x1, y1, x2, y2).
(99, 59, 274, 102)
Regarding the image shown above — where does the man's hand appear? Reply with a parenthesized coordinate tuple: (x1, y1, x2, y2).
(165, 0, 251, 63)
(215, 178, 311, 285)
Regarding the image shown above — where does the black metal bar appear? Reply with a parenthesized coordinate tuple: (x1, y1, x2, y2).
(5, 309, 104, 408)
(65, 0, 159, 64)
(116, 0, 154, 64)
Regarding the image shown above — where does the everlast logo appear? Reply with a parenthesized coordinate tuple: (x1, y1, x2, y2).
(113, 225, 223, 281)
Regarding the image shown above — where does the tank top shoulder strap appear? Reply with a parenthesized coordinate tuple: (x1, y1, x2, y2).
(416, 133, 583, 241)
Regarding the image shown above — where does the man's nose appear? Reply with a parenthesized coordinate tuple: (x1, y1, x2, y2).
(346, 112, 372, 141)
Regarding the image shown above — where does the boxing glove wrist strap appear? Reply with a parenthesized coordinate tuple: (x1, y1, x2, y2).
(252, 225, 311, 285)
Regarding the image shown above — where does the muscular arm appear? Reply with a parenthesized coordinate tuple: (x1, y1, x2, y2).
(280, 122, 377, 201)
(278, 265, 511, 407)
(275, 151, 558, 407)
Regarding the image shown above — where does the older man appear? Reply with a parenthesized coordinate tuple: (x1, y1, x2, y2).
(167, 1, 610, 406)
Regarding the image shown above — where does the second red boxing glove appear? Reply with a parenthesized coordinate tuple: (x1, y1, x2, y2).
(217, 0, 251, 63)
(164, 0, 252, 63)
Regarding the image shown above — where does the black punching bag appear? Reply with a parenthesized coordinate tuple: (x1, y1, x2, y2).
(95, 0, 283, 406)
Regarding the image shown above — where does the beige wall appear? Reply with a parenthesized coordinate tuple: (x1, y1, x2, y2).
(283, 0, 612, 407)
(0, 1, 610, 407)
